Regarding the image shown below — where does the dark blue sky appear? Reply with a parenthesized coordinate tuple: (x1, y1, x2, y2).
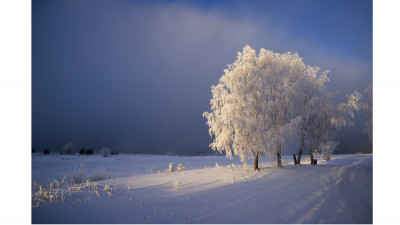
(32, 0, 372, 154)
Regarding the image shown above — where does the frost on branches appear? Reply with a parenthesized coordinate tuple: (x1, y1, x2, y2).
(319, 141, 338, 161)
(362, 84, 372, 143)
(304, 90, 361, 163)
(203, 45, 363, 169)
(288, 59, 330, 164)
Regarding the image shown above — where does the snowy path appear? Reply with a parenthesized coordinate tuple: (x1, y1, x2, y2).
(32, 154, 372, 223)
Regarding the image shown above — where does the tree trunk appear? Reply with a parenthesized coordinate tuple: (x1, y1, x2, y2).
(297, 148, 302, 165)
(310, 152, 314, 165)
(297, 114, 307, 165)
(254, 151, 259, 170)
(293, 154, 297, 165)
(277, 148, 282, 167)
(297, 136, 304, 164)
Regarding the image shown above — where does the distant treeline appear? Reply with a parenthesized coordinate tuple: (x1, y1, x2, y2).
(31, 147, 118, 156)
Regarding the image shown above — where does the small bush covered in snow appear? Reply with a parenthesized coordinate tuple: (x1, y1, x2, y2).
(99, 147, 112, 157)
(168, 162, 174, 172)
(103, 184, 112, 192)
(172, 181, 181, 191)
(60, 142, 76, 155)
(177, 163, 185, 171)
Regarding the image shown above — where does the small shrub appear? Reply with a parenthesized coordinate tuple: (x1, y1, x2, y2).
(115, 151, 118, 155)
(43, 149, 50, 155)
(85, 149, 94, 155)
(104, 184, 111, 192)
(172, 181, 181, 191)
(32, 148, 35, 153)
(67, 164, 86, 185)
(187, 213, 193, 224)
(168, 162, 174, 172)
(90, 168, 109, 182)
(60, 142, 76, 155)
(177, 163, 185, 172)
(79, 148, 85, 155)
(99, 147, 112, 157)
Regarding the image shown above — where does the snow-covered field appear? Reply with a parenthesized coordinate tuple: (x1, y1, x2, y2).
(31, 153, 372, 223)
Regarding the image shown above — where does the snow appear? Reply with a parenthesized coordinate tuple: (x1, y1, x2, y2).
(32, 154, 372, 223)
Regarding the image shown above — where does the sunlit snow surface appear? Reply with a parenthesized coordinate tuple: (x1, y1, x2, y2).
(32, 154, 372, 223)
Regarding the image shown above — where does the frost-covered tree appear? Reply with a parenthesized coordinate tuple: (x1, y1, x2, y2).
(204, 45, 311, 169)
(204, 45, 363, 168)
(362, 84, 372, 143)
(204, 46, 264, 169)
(306, 91, 362, 162)
(260, 49, 307, 167)
(306, 94, 337, 163)
(289, 65, 330, 164)
(60, 142, 76, 155)
(98, 147, 112, 157)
